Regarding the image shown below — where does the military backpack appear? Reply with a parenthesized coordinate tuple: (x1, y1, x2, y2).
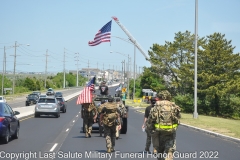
(82, 103, 96, 118)
(151, 100, 180, 134)
(102, 103, 118, 127)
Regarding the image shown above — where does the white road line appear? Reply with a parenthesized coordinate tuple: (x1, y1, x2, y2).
(50, 143, 58, 152)
(73, 120, 75, 123)
(66, 128, 69, 132)
(76, 115, 78, 117)
(79, 112, 80, 113)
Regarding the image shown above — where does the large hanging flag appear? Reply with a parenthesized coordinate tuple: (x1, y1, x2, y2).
(76, 77, 95, 105)
(88, 20, 112, 46)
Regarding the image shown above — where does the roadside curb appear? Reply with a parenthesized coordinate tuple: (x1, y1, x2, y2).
(134, 108, 240, 144)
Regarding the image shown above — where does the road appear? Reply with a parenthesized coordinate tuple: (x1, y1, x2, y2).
(1, 86, 240, 160)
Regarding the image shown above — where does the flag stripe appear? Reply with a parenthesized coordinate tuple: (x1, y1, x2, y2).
(76, 77, 95, 105)
(88, 20, 112, 46)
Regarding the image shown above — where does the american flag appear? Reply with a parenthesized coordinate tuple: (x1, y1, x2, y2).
(76, 77, 95, 105)
(88, 20, 112, 46)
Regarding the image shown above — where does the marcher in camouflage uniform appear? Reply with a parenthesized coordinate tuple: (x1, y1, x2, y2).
(82, 103, 97, 138)
(142, 97, 156, 152)
(147, 90, 181, 160)
(115, 98, 127, 139)
(100, 97, 121, 153)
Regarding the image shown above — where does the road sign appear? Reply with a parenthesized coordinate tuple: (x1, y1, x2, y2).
(122, 88, 126, 93)
(4, 88, 12, 91)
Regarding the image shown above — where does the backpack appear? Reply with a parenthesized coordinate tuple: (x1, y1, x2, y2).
(152, 100, 180, 134)
(102, 103, 118, 127)
(82, 103, 96, 118)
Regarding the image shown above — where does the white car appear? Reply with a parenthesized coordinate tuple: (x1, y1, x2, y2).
(0, 96, 7, 103)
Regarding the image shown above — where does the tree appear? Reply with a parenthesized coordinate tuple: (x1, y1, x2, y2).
(198, 33, 240, 116)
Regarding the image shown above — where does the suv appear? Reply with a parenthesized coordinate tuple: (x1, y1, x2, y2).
(34, 97, 60, 118)
(56, 97, 67, 113)
(46, 88, 55, 96)
(26, 94, 39, 106)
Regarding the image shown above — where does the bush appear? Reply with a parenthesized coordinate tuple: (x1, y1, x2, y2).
(173, 94, 194, 113)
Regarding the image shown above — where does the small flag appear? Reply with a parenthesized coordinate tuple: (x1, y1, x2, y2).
(88, 20, 112, 46)
(76, 77, 95, 105)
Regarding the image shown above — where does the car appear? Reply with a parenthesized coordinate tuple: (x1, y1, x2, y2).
(39, 94, 47, 98)
(46, 88, 55, 96)
(56, 97, 67, 113)
(25, 94, 39, 106)
(55, 92, 63, 97)
(34, 97, 60, 118)
(0, 96, 7, 103)
(0, 102, 20, 144)
(32, 91, 41, 96)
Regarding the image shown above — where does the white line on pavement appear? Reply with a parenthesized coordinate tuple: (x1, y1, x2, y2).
(76, 115, 78, 117)
(66, 128, 69, 132)
(73, 120, 75, 123)
(50, 143, 58, 152)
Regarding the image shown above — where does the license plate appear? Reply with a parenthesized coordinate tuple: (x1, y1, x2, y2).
(41, 105, 51, 108)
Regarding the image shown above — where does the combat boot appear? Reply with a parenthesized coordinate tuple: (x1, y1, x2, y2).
(85, 132, 89, 138)
(111, 147, 115, 152)
(88, 129, 92, 138)
(153, 148, 158, 154)
(107, 148, 111, 153)
(145, 147, 150, 152)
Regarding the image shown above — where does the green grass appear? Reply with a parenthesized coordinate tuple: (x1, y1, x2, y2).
(126, 99, 240, 139)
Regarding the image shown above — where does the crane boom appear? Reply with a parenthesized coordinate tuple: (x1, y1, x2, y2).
(112, 16, 150, 61)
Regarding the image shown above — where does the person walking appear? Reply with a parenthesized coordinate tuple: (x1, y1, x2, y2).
(142, 97, 156, 152)
(147, 90, 181, 160)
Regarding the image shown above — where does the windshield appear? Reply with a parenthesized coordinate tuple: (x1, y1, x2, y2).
(38, 98, 56, 103)
(0, 97, 2, 100)
(48, 89, 53, 91)
(56, 98, 63, 102)
(28, 95, 37, 99)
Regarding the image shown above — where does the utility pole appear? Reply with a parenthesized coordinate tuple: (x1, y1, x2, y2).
(63, 48, 66, 88)
(123, 60, 125, 84)
(88, 60, 90, 80)
(75, 53, 79, 87)
(121, 61, 124, 83)
(1, 46, 6, 95)
(10, 41, 19, 95)
(44, 49, 49, 88)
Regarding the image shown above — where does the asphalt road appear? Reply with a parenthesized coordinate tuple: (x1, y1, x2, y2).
(1, 86, 240, 160)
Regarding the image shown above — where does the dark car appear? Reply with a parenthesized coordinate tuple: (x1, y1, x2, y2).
(0, 102, 20, 144)
(32, 91, 41, 96)
(46, 88, 55, 96)
(55, 92, 63, 97)
(26, 94, 39, 106)
(56, 97, 67, 113)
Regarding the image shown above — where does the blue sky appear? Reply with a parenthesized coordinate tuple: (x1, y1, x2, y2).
(1, 0, 240, 73)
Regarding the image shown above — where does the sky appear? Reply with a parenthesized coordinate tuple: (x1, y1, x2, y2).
(0, 0, 240, 74)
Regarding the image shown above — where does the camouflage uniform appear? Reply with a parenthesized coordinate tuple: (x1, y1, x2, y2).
(116, 101, 127, 139)
(82, 103, 97, 138)
(147, 90, 181, 160)
(100, 98, 121, 153)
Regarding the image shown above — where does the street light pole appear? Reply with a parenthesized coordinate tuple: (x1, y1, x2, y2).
(193, 0, 199, 119)
(63, 48, 66, 88)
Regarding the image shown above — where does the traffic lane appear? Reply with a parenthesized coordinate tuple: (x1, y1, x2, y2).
(0, 97, 81, 158)
(8, 87, 83, 108)
(54, 97, 156, 160)
(176, 126, 240, 160)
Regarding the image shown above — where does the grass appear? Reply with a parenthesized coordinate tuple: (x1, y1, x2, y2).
(125, 99, 240, 139)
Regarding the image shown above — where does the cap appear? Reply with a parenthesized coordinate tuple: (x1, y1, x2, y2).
(108, 96, 114, 102)
(116, 98, 121, 102)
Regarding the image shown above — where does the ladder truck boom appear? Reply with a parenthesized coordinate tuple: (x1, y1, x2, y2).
(112, 16, 150, 61)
